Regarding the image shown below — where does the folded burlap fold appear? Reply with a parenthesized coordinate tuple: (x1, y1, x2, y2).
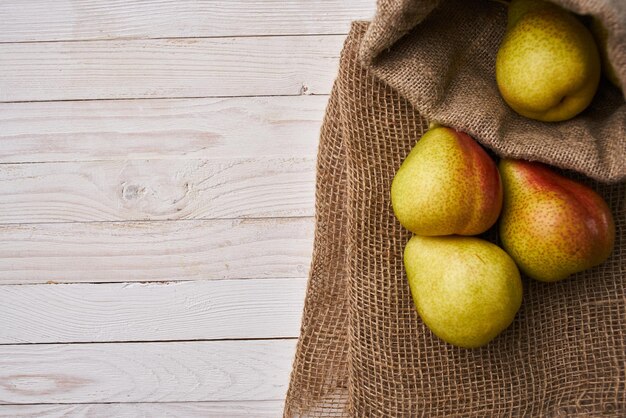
(361, 0, 625, 182)
(284, 21, 625, 416)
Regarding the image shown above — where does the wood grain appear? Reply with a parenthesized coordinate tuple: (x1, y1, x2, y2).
(0, 0, 374, 42)
(0, 401, 284, 418)
(0, 1, 357, 411)
(0, 278, 306, 344)
(0, 340, 297, 404)
(0, 96, 324, 163)
(0, 158, 315, 223)
(0, 401, 285, 418)
(0, 36, 343, 102)
(0, 217, 313, 285)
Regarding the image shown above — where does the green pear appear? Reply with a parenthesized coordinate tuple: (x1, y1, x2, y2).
(391, 127, 502, 236)
(496, 0, 601, 122)
(590, 17, 622, 88)
(499, 159, 615, 282)
(404, 235, 523, 348)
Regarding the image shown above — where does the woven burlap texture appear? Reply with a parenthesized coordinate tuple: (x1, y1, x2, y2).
(284, 22, 625, 417)
(361, 0, 626, 183)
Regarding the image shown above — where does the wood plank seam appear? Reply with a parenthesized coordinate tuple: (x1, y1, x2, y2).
(0, 400, 288, 417)
(0, 92, 330, 105)
(0, 33, 350, 45)
(0, 337, 298, 347)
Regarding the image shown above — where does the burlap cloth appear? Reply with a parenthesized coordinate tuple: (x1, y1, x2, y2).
(285, 1, 625, 416)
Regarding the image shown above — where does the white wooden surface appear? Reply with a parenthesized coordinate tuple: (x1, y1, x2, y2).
(0, 401, 286, 418)
(0, 36, 344, 101)
(0, 340, 298, 403)
(0, 279, 307, 343)
(0, 96, 324, 163)
(0, 1, 375, 416)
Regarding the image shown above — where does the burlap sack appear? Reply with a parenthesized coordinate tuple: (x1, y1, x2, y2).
(285, 2, 625, 416)
(361, 0, 626, 183)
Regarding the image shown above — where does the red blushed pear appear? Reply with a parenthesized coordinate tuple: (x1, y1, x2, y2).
(499, 159, 615, 282)
(391, 126, 502, 236)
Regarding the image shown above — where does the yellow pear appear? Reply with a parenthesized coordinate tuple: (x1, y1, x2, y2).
(499, 159, 615, 282)
(496, 0, 601, 121)
(391, 127, 502, 236)
(404, 235, 523, 348)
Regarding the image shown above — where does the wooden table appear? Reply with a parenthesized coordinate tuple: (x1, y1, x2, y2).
(0, 1, 374, 416)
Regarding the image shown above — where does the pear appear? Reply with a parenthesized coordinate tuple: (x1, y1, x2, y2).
(496, 0, 601, 122)
(499, 159, 615, 282)
(404, 235, 523, 348)
(391, 127, 502, 236)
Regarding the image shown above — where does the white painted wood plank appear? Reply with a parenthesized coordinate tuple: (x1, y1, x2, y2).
(0, 0, 374, 42)
(0, 158, 315, 223)
(0, 278, 306, 344)
(0, 96, 324, 163)
(0, 400, 285, 418)
(0, 340, 297, 403)
(0, 218, 313, 285)
(0, 36, 343, 102)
